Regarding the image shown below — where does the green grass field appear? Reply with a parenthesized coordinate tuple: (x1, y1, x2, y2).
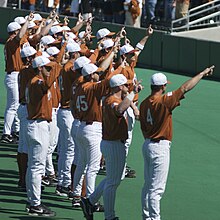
(0, 43, 220, 220)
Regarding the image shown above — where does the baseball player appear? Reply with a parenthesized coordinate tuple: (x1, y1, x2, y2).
(80, 74, 142, 220)
(139, 66, 214, 220)
(25, 56, 60, 216)
(17, 46, 37, 191)
(1, 12, 34, 144)
(119, 25, 153, 178)
(55, 42, 82, 196)
(71, 47, 121, 203)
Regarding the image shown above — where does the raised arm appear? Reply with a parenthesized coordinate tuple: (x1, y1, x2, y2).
(135, 25, 154, 56)
(16, 12, 34, 40)
(180, 65, 215, 94)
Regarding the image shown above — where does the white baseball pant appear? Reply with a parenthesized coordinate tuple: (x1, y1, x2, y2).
(89, 140, 126, 220)
(121, 107, 135, 179)
(73, 121, 102, 197)
(3, 71, 20, 135)
(26, 119, 50, 206)
(141, 139, 171, 220)
(45, 108, 59, 176)
(57, 108, 75, 187)
(70, 119, 84, 195)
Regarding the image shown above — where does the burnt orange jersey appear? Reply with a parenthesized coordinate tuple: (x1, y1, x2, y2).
(27, 62, 60, 121)
(139, 88, 184, 141)
(59, 60, 81, 108)
(102, 95, 128, 141)
(70, 76, 84, 119)
(121, 59, 138, 102)
(72, 79, 110, 122)
(19, 65, 36, 104)
(4, 36, 23, 72)
(50, 63, 62, 108)
(89, 48, 100, 64)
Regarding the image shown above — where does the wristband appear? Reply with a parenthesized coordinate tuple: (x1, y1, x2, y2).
(126, 91, 135, 101)
(136, 43, 144, 50)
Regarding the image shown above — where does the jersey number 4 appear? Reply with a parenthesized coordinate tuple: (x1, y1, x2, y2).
(76, 95, 88, 112)
(147, 108, 153, 125)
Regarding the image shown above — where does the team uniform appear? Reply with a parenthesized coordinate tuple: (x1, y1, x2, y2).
(139, 88, 184, 220)
(25, 60, 59, 216)
(3, 34, 24, 140)
(56, 60, 79, 192)
(45, 64, 61, 180)
(120, 58, 138, 178)
(72, 76, 111, 198)
(17, 65, 36, 189)
(88, 94, 129, 220)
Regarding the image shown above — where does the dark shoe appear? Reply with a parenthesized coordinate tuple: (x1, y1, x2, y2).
(12, 131, 19, 141)
(80, 197, 94, 220)
(98, 165, 106, 175)
(42, 175, 58, 187)
(28, 204, 56, 217)
(93, 201, 104, 212)
(55, 185, 71, 197)
(25, 202, 30, 212)
(125, 166, 136, 178)
(72, 196, 81, 208)
(42, 176, 50, 186)
(0, 134, 13, 144)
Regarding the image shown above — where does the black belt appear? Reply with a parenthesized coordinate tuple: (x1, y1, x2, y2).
(86, 121, 93, 125)
(150, 138, 165, 143)
(20, 103, 26, 106)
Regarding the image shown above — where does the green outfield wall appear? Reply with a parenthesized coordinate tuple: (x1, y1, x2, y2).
(0, 7, 219, 80)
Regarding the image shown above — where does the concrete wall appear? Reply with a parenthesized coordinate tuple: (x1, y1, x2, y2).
(0, 7, 219, 80)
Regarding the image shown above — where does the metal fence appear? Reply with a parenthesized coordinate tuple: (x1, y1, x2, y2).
(171, 0, 220, 33)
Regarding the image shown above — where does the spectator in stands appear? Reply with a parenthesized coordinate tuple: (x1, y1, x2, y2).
(42, 0, 60, 13)
(102, 0, 113, 23)
(164, 0, 176, 21)
(112, 0, 125, 24)
(21, 0, 36, 11)
(0, 0, 7, 7)
(145, 0, 157, 24)
(124, 0, 143, 27)
(70, 0, 79, 17)
(175, 0, 190, 19)
(79, 0, 92, 20)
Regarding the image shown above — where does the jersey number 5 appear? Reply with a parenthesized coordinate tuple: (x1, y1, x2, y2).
(76, 95, 88, 112)
(147, 108, 153, 125)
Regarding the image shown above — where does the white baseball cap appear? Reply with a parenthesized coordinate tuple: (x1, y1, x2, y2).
(46, 19, 59, 26)
(66, 32, 77, 39)
(78, 31, 86, 39)
(73, 56, 91, 70)
(96, 28, 115, 40)
(66, 42, 81, 53)
(102, 39, 114, 49)
(82, 63, 102, 76)
(150, 72, 170, 85)
(7, 22, 21, 33)
(28, 21, 37, 29)
(120, 44, 137, 55)
(40, 35, 56, 45)
(49, 25, 63, 35)
(42, 51, 50, 58)
(110, 74, 130, 88)
(14, 16, 26, 25)
(21, 46, 37, 58)
(62, 26, 71, 31)
(46, 46, 60, 56)
(33, 13, 43, 21)
(32, 56, 53, 68)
